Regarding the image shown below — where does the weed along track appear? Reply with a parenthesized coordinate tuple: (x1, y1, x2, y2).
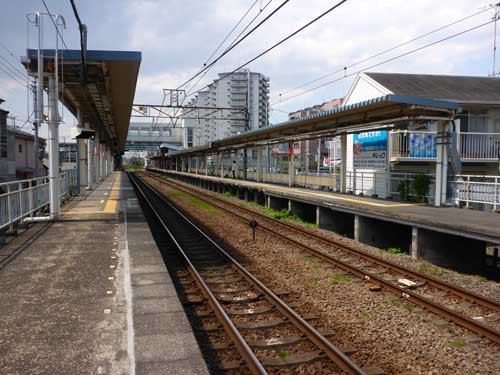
(129, 172, 383, 374)
(141, 171, 500, 346)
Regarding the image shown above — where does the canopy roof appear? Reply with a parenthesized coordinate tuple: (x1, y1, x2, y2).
(23, 49, 141, 154)
(171, 94, 458, 156)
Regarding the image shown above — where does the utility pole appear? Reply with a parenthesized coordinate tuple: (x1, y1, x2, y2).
(493, 3, 499, 76)
(36, 12, 44, 179)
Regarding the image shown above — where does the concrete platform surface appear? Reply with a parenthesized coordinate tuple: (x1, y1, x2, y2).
(160, 169, 500, 243)
(0, 172, 208, 375)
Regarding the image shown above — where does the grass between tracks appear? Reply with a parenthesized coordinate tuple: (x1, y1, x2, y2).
(170, 191, 221, 216)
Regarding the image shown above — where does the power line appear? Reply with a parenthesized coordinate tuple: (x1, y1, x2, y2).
(271, 17, 498, 106)
(0, 62, 27, 87)
(273, 4, 496, 100)
(184, 0, 275, 97)
(187, 0, 349, 100)
(177, 0, 291, 91)
(152, 1, 275, 132)
(41, 0, 69, 49)
(203, 0, 259, 67)
(0, 53, 28, 81)
(179, 0, 261, 122)
(0, 42, 23, 64)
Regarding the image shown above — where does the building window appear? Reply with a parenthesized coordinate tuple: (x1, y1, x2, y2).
(18, 144, 22, 153)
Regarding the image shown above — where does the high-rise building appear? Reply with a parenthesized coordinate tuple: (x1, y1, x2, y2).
(183, 69, 270, 147)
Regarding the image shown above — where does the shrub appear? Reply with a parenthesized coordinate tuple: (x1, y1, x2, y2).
(413, 174, 432, 202)
(398, 180, 411, 201)
(387, 247, 405, 256)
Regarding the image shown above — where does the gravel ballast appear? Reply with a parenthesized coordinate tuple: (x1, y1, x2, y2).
(143, 174, 500, 375)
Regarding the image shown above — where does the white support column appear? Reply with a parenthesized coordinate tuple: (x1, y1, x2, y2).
(87, 137, 94, 190)
(288, 142, 294, 187)
(76, 112, 88, 190)
(411, 226, 419, 260)
(435, 120, 449, 207)
(104, 147, 108, 175)
(205, 155, 209, 176)
(257, 146, 263, 182)
(340, 133, 347, 193)
(243, 148, 248, 180)
(100, 143, 105, 179)
(220, 153, 224, 178)
(195, 156, 199, 174)
(48, 75, 60, 219)
(78, 139, 87, 187)
(104, 145, 108, 176)
(109, 149, 113, 174)
(94, 133, 100, 182)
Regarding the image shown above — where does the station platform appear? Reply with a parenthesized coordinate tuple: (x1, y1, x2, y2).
(0, 172, 208, 375)
(152, 169, 500, 276)
(158, 169, 500, 244)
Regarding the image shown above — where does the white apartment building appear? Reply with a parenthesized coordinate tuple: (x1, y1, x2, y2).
(183, 69, 270, 147)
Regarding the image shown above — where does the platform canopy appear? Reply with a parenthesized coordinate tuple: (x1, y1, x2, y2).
(23, 49, 141, 154)
(171, 94, 458, 156)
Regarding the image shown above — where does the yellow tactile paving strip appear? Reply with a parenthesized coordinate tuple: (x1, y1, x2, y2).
(264, 185, 423, 208)
(63, 173, 121, 216)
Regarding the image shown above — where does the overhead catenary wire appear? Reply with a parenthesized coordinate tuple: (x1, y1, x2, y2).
(169, 0, 261, 130)
(177, 0, 291, 91)
(271, 16, 499, 106)
(152, 0, 275, 132)
(183, 0, 275, 98)
(0, 62, 28, 87)
(0, 47, 28, 80)
(272, 4, 497, 100)
(186, 0, 349, 101)
(0, 54, 28, 82)
(203, 0, 259, 67)
(41, 0, 69, 50)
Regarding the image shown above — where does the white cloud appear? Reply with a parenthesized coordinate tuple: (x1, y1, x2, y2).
(1, 0, 497, 131)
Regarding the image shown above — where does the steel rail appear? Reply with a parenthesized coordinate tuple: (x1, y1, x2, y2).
(129, 173, 267, 375)
(147, 172, 500, 310)
(132, 173, 368, 375)
(145, 171, 500, 344)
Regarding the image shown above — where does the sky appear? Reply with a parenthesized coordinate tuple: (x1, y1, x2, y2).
(0, 0, 497, 140)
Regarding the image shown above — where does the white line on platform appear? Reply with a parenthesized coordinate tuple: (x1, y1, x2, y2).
(123, 199, 136, 375)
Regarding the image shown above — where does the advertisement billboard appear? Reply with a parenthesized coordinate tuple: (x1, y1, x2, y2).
(353, 130, 387, 170)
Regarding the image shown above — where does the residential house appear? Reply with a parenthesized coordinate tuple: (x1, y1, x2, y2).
(288, 98, 344, 171)
(344, 72, 500, 176)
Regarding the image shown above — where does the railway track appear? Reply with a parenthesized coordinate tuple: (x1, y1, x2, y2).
(129, 172, 383, 374)
(142, 170, 500, 345)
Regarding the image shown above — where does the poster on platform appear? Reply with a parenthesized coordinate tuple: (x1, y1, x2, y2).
(409, 133, 437, 158)
(353, 130, 387, 170)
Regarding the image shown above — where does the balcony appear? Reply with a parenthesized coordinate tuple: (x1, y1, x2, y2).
(390, 130, 500, 162)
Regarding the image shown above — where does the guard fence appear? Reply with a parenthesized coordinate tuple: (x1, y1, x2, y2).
(0, 169, 78, 231)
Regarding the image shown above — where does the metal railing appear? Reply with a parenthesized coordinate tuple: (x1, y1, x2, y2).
(390, 130, 437, 159)
(451, 175, 500, 210)
(459, 133, 500, 160)
(0, 169, 78, 230)
(391, 130, 500, 161)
